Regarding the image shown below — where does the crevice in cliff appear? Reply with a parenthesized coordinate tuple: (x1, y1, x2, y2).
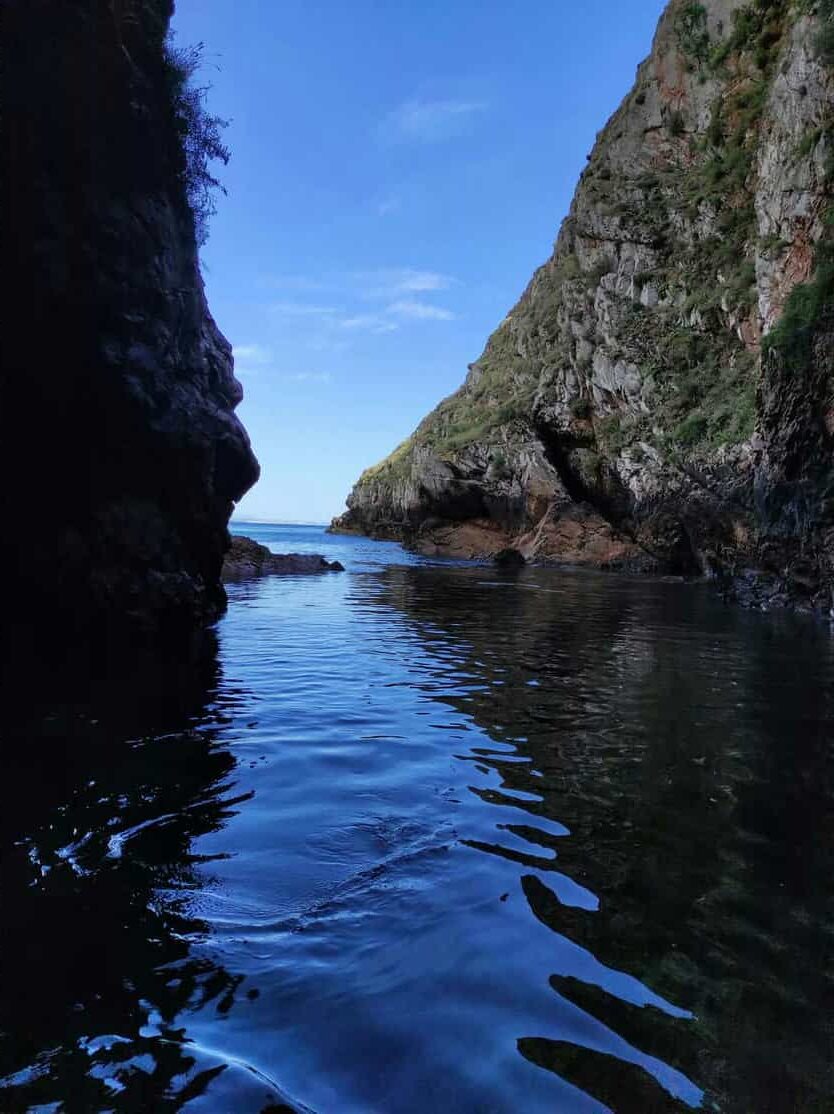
(533, 418, 706, 575)
(533, 419, 631, 525)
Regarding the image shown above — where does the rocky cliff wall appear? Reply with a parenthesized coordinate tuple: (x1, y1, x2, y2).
(334, 0, 834, 612)
(1, 0, 259, 641)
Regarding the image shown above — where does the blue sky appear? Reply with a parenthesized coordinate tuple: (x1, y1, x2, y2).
(172, 0, 667, 523)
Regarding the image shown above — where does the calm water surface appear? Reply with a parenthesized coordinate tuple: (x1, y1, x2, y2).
(2, 524, 833, 1112)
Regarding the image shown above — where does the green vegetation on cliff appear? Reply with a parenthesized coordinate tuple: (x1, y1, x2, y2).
(364, 0, 814, 480)
(163, 37, 230, 244)
(762, 0, 834, 373)
(765, 227, 834, 369)
(341, 0, 834, 594)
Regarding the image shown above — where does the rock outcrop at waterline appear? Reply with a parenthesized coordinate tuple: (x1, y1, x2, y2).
(333, 0, 834, 612)
(2, 0, 258, 639)
(223, 536, 345, 579)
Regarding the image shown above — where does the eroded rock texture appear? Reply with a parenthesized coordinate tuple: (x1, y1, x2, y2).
(2, 0, 259, 641)
(334, 0, 834, 612)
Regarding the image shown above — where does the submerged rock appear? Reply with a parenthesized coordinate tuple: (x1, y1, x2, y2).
(494, 548, 527, 569)
(333, 0, 834, 613)
(222, 536, 344, 580)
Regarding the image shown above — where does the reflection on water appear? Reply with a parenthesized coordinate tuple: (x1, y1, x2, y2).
(375, 565, 834, 1112)
(0, 637, 297, 1112)
(1, 525, 833, 1112)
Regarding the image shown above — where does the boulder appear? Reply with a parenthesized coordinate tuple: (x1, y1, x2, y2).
(494, 548, 527, 569)
(222, 536, 344, 580)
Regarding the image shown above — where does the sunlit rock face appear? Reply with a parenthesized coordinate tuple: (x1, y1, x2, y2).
(334, 0, 834, 612)
(2, 0, 259, 641)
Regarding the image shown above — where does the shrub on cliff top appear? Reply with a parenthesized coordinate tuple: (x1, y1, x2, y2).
(163, 37, 230, 245)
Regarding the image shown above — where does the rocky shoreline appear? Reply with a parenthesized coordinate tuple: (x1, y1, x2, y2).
(222, 535, 344, 581)
(332, 0, 834, 619)
(330, 514, 834, 617)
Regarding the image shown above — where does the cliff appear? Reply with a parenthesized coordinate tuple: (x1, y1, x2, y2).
(2, 0, 259, 641)
(334, 0, 834, 612)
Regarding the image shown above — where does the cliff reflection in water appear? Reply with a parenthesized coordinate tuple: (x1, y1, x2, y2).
(0, 638, 286, 1112)
(372, 565, 834, 1113)
(2, 531, 833, 1113)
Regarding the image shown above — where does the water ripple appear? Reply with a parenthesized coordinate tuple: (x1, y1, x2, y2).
(3, 525, 834, 1112)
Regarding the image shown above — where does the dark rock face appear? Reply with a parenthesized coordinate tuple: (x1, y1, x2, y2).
(334, 0, 834, 613)
(2, 0, 259, 641)
(493, 548, 527, 570)
(223, 536, 345, 580)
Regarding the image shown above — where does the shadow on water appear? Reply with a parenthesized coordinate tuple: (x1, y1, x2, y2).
(372, 564, 834, 1113)
(0, 636, 297, 1113)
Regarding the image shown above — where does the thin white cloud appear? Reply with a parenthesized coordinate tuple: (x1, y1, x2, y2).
(263, 275, 329, 292)
(356, 268, 456, 299)
(383, 98, 488, 143)
(233, 343, 271, 365)
(388, 299, 456, 322)
(338, 300, 455, 328)
(268, 269, 457, 299)
(307, 336, 352, 354)
(262, 269, 460, 338)
(271, 301, 340, 317)
(397, 270, 453, 293)
(233, 343, 273, 375)
(280, 371, 333, 384)
(377, 197, 401, 217)
(338, 313, 400, 334)
(232, 344, 333, 384)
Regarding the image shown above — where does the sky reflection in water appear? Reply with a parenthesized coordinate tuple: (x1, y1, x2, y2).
(2, 524, 833, 1112)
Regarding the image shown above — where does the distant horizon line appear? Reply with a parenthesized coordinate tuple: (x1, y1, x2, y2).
(231, 517, 332, 527)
